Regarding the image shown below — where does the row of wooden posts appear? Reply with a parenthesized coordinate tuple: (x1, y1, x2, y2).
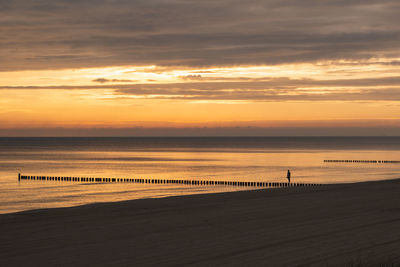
(18, 174, 321, 188)
(324, 160, 400, 163)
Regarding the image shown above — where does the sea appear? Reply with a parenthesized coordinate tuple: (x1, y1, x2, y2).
(1, 137, 399, 214)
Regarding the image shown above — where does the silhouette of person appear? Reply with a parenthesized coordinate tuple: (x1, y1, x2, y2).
(287, 169, 291, 183)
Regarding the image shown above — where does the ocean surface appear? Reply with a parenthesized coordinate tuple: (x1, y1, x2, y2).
(1, 137, 400, 214)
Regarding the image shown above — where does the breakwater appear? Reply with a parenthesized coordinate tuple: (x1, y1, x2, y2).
(18, 174, 321, 188)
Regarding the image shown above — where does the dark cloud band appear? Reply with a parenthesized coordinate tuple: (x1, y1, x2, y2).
(1, 0, 399, 71)
(2, 76, 400, 101)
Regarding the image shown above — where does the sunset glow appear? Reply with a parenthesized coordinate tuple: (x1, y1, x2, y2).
(1, 0, 400, 135)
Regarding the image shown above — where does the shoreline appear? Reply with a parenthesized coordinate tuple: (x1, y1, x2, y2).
(1, 178, 400, 266)
(5, 181, 327, 216)
(1, 178, 389, 216)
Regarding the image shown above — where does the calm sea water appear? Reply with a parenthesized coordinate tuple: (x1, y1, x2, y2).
(1, 137, 399, 214)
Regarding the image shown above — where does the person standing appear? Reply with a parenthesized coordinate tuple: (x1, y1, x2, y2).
(287, 169, 291, 183)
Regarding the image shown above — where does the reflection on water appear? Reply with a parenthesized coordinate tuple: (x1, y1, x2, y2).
(1, 137, 399, 214)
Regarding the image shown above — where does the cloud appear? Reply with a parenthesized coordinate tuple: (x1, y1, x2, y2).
(1, 0, 400, 71)
(92, 78, 136, 83)
(179, 75, 202, 80)
(2, 125, 400, 137)
(2, 76, 400, 101)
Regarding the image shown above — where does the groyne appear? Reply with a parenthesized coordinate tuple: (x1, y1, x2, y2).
(324, 160, 400, 163)
(18, 174, 321, 188)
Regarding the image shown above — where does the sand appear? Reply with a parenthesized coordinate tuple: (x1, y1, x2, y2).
(1, 179, 400, 266)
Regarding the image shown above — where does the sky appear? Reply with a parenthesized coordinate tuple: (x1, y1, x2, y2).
(1, 0, 400, 136)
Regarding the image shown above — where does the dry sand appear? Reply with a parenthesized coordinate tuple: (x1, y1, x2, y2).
(1, 179, 400, 266)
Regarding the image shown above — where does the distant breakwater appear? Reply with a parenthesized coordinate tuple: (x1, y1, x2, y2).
(324, 160, 400, 163)
(18, 174, 321, 188)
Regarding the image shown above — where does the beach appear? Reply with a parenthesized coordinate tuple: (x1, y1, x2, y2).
(1, 179, 400, 266)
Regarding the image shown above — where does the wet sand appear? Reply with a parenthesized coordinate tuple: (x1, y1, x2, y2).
(1, 179, 400, 266)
